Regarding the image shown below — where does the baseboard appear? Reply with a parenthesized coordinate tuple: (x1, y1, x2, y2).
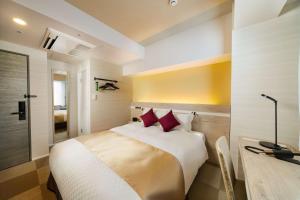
(32, 154, 49, 161)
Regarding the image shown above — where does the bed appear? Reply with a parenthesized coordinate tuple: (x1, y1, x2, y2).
(54, 110, 67, 131)
(54, 110, 67, 123)
(49, 122, 208, 200)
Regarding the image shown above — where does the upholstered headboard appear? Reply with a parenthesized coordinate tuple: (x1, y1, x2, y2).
(130, 102, 231, 165)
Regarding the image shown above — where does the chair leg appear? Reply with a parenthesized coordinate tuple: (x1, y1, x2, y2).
(234, 180, 247, 200)
(185, 193, 190, 200)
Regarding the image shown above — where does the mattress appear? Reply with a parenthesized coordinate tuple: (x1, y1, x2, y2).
(54, 110, 67, 123)
(111, 123, 208, 192)
(49, 123, 208, 199)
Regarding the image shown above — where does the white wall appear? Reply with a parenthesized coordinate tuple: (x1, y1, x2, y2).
(77, 60, 91, 135)
(123, 13, 232, 75)
(0, 40, 49, 160)
(233, 0, 287, 29)
(48, 59, 79, 144)
(231, 7, 300, 178)
(89, 58, 132, 132)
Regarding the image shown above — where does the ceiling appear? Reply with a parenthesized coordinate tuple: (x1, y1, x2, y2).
(66, 0, 231, 43)
(0, 0, 139, 64)
(0, 0, 232, 65)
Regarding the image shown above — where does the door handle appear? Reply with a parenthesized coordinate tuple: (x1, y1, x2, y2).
(11, 101, 26, 120)
(24, 94, 37, 98)
(11, 112, 24, 115)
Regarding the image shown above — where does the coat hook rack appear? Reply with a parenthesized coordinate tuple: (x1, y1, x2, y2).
(94, 77, 118, 83)
(94, 77, 119, 91)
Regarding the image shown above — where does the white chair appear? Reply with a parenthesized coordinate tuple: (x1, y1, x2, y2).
(216, 136, 246, 200)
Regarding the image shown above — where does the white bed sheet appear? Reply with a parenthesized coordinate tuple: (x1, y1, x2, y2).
(49, 139, 140, 200)
(111, 122, 208, 193)
(50, 123, 208, 199)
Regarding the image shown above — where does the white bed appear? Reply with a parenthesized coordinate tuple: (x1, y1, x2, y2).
(49, 122, 208, 200)
(54, 109, 67, 123)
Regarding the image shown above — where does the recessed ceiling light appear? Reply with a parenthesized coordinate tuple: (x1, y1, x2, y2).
(13, 18, 27, 26)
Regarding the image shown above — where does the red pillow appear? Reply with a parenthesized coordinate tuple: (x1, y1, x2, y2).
(158, 110, 180, 132)
(140, 108, 158, 127)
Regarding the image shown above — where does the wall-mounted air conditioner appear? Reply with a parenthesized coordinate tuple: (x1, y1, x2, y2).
(41, 28, 96, 57)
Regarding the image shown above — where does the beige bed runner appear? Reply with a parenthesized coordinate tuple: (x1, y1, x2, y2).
(76, 130, 184, 200)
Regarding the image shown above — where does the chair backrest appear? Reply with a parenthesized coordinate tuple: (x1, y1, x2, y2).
(216, 136, 235, 200)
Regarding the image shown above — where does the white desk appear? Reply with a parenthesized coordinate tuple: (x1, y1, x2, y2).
(239, 138, 300, 200)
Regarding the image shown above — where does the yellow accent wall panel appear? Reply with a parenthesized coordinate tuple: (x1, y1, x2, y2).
(132, 62, 231, 105)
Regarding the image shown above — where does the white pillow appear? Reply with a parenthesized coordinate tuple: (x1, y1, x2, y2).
(155, 109, 169, 118)
(173, 113, 194, 132)
(142, 107, 151, 114)
(155, 109, 194, 132)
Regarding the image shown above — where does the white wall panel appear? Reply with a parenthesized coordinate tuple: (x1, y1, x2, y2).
(90, 58, 132, 132)
(233, 0, 287, 29)
(123, 14, 232, 75)
(231, 7, 300, 178)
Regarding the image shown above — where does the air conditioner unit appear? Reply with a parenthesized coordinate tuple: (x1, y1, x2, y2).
(41, 28, 96, 57)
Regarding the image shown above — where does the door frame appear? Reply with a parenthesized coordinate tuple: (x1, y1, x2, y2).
(0, 49, 32, 162)
(77, 68, 90, 135)
(51, 69, 70, 143)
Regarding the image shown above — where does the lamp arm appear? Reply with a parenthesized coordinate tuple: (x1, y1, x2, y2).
(261, 94, 277, 103)
(261, 93, 280, 149)
(275, 101, 278, 146)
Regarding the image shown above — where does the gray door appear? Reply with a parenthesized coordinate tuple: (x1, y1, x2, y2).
(0, 50, 30, 170)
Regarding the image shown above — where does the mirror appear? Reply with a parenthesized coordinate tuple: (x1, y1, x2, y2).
(52, 71, 69, 143)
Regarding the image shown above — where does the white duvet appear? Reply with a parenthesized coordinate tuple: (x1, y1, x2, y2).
(49, 123, 208, 200)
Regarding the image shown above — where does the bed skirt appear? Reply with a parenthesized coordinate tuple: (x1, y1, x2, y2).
(47, 172, 63, 200)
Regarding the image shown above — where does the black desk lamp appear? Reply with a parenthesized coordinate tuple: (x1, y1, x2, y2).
(259, 94, 282, 150)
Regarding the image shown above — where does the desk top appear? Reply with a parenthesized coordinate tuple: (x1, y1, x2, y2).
(239, 138, 300, 200)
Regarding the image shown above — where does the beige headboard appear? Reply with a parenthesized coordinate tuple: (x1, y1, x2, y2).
(131, 102, 231, 165)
